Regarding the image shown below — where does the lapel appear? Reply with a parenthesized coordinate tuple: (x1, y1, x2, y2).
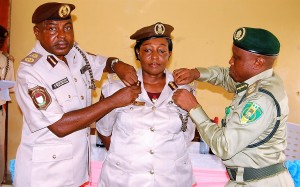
(137, 69, 174, 106)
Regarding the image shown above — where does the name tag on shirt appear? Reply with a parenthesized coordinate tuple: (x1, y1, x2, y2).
(52, 77, 69, 90)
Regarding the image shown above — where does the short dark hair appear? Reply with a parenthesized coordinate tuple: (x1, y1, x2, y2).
(133, 37, 173, 60)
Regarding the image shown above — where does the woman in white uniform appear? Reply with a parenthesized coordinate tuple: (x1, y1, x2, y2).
(96, 22, 196, 187)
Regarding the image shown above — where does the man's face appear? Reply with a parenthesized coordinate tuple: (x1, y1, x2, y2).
(34, 19, 74, 59)
(228, 45, 256, 82)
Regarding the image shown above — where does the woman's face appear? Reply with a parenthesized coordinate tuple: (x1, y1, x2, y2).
(137, 38, 171, 76)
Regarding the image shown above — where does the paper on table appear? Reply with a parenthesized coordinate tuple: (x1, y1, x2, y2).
(0, 80, 15, 101)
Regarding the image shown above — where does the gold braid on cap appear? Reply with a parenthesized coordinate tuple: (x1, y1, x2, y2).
(74, 45, 96, 90)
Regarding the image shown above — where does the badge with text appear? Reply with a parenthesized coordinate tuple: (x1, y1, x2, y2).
(52, 77, 69, 90)
(240, 102, 263, 124)
(28, 86, 52, 110)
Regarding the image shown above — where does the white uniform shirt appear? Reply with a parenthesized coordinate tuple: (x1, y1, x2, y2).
(14, 41, 107, 187)
(96, 69, 195, 187)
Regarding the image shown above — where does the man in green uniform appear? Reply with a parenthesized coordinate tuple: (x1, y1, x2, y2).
(172, 27, 294, 186)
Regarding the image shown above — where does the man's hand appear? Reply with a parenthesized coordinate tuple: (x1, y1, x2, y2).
(114, 62, 138, 86)
(173, 68, 200, 85)
(109, 85, 141, 108)
(172, 89, 199, 112)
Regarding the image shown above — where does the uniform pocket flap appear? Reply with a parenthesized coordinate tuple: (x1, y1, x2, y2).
(32, 143, 73, 162)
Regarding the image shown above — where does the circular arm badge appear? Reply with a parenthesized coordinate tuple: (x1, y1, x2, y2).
(28, 86, 52, 110)
(240, 102, 263, 125)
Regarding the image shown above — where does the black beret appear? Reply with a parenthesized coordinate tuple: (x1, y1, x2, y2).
(0, 25, 8, 38)
(233, 27, 280, 56)
(130, 22, 174, 41)
(32, 2, 75, 24)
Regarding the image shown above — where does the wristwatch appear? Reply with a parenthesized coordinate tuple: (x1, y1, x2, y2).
(111, 58, 120, 72)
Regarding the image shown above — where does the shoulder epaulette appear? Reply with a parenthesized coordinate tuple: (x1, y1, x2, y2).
(188, 81, 197, 90)
(246, 80, 261, 97)
(21, 52, 42, 65)
(108, 73, 121, 84)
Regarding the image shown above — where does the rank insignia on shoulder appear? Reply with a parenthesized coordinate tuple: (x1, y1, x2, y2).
(22, 52, 42, 64)
(107, 74, 120, 83)
(168, 81, 178, 91)
(246, 80, 261, 97)
(188, 81, 195, 87)
(240, 102, 263, 124)
(236, 82, 248, 94)
(28, 86, 52, 110)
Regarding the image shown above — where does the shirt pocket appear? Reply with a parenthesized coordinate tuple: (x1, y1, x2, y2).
(31, 143, 74, 187)
(53, 85, 81, 112)
(115, 105, 145, 132)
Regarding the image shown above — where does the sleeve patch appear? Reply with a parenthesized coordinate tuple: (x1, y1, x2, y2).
(28, 86, 52, 110)
(240, 102, 263, 124)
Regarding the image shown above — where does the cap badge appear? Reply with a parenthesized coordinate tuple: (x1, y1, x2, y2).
(154, 23, 165, 35)
(59, 5, 71, 18)
(234, 27, 246, 41)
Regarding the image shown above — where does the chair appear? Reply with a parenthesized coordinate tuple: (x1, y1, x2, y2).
(284, 122, 300, 161)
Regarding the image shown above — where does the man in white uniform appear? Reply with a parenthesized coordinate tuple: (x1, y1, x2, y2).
(14, 2, 141, 187)
(0, 25, 14, 184)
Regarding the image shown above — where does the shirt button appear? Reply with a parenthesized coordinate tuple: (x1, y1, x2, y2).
(68, 95, 71, 98)
(152, 106, 156, 111)
(149, 170, 154, 175)
(130, 107, 133, 110)
(74, 78, 77, 82)
(149, 150, 154, 154)
(116, 162, 120, 166)
(52, 155, 56, 159)
(81, 96, 84, 100)
(150, 127, 155, 132)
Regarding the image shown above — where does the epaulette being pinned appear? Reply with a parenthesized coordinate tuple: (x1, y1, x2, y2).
(108, 73, 121, 83)
(246, 80, 261, 97)
(21, 52, 42, 65)
(187, 81, 197, 91)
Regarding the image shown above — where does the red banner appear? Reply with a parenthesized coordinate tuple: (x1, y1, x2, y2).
(0, 0, 10, 51)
